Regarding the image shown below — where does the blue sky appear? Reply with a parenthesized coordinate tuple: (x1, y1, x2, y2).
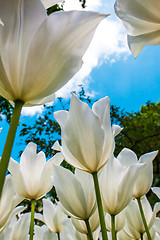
(91, 45, 160, 112)
(0, 0, 160, 161)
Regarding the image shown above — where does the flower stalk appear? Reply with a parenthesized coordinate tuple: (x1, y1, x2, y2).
(57, 232, 60, 240)
(111, 215, 117, 240)
(85, 219, 94, 240)
(140, 233, 144, 240)
(29, 199, 36, 240)
(92, 172, 108, 240)
(137, 198, 152, 240)
(0, 99, 24, 199)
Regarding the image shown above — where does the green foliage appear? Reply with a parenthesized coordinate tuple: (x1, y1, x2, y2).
(115, 101, 160, 186)
(0, 96, 13, 123)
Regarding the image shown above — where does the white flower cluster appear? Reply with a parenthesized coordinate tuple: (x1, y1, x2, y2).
(0, 0, 159, 239)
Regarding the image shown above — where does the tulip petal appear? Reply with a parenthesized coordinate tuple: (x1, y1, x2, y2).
(0, 206, 26, 233)
(152, 187, 160, 199)
(92, 96, 115, 169)
(12, 213, 30, 240)
(112, 125, 123, 137)
(8, 158, 29, 198)
(117, 148, 138, 168)
(117, 164, 144, 214)
(43, 199, 56, 232)
(128, 30, 160, 57)
(139, 151, 158, 164)
(35, 158, 55, 199)
(100, 156, 124, 214)
(0, 0, 47, 101)
(114, 0, 160, 36)
(54, 110, 68, 130)
(43, 199, 66, 233)
(92, 96, 111, 130)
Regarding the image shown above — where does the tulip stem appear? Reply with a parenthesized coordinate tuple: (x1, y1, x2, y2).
(137, 198, 152, 240)
(111, 215, 117, 240)
(140, 233, 144, 240)
(57, 232, 60, 240)
(85, 219, 94, 240)
(92, 172, 108, 240)
(0, 99, 24, 199)
(29, 199, 36, 240)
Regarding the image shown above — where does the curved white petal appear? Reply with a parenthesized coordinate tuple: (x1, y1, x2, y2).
(114, 0, 160, 35)
(112, 125, 123, 137)
(35, 158, 55, 199)
(12, 213, 30, 240)
(152, 187, 160, 199)
(0, 0, 47, 101)
(139, 151, 158, 164)
(54, 110, 68, 130)
(116, 163, 144, 214)
(117, 148, 138, 168)
(43, 199, 66, 233)
(8, 158, 29, 198)
(51, 141, 62, 151)
(100, 156, 124, 215)
(115, 0, 160, 57)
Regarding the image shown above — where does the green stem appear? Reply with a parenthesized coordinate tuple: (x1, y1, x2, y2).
(29, 199, 36, 240)
(92, 172, 108, 240)
(111, 215, 117, 240)
(137, 198, 152, 240)
(0, 100, 24, 198)
(57, 232, 60, 240)
(140, 233, 144, 240)
(85, 219, 94, 240)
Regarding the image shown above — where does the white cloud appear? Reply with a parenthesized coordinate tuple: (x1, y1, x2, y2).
(56, 17, 130, 98)
(63, 0, 102, 11)
(21, 105, 44, 116)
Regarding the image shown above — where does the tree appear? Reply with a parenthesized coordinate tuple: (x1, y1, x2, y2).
(115, 101, 160, 186)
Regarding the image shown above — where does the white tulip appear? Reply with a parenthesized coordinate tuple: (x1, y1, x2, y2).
(105, 209, 126, 233)
(8, 142, 63, 200)
(0, 0, 106, 106)
(72, 208, 100, 234)
(34, 225, 57, 240)
(53, 166, 96, 220)
(114, 0, 160, 57)
(117, 148, 158, 198)
(0, 175, 25, 233)
(54, 94, 121, 173)
(99, 155, 144, 215)
(61, 218, 100, 240)
(40, 199, 67, 233)
(124, 196, 160, 239)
